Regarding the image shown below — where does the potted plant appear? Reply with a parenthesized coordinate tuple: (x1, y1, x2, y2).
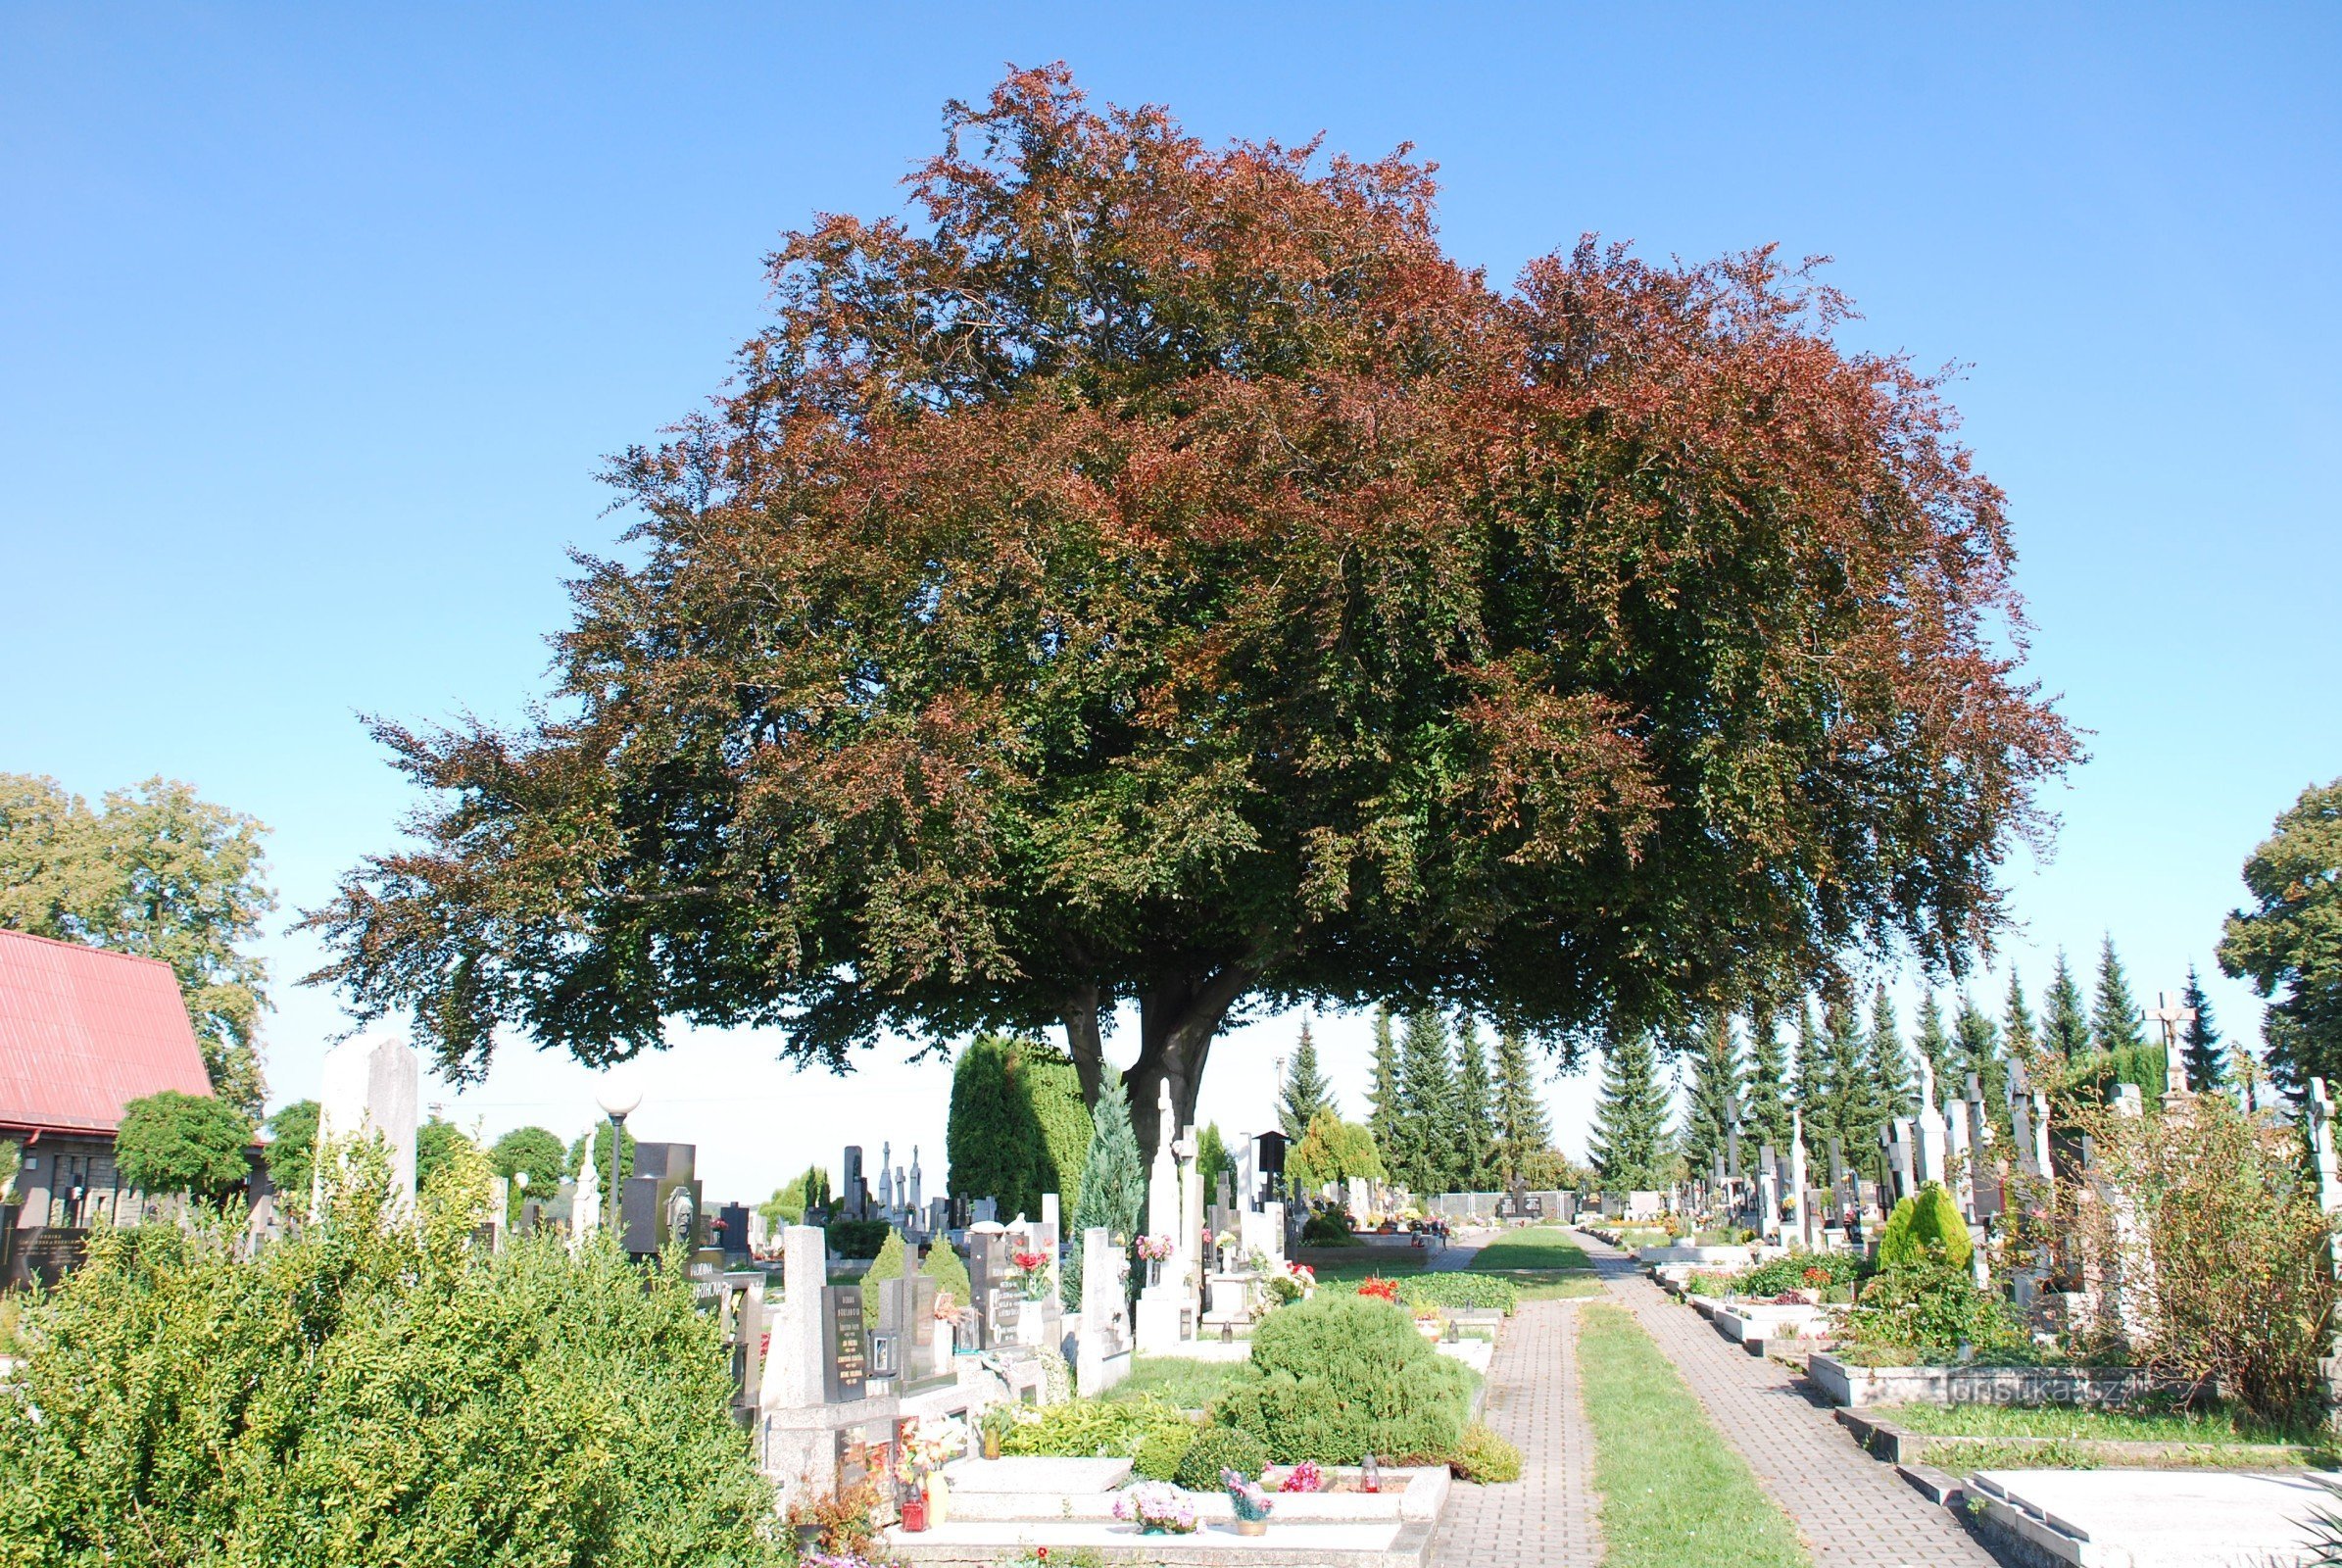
(1224, 1469, 1274, 1537)
(978, 1403, 1014, 1461)
(1111, 1481, 1198, 1536)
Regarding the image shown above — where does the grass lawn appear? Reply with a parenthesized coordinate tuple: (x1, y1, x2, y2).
(1579, 1304, 1810, 1568)
(1469, 1229, 1595, 1272)
(1874, 1399, 2322, 1447)
(1101, 1355, 1257, 1410)
(1303, 1252, 1432, 1285)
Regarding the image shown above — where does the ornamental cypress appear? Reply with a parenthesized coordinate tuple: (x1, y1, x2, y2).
(1589, 1032, 1672, 1192)
(1064, 1068, 1143, 1300)
(1451, 1016, 1499, 1192)
(2179, 963, 2225, 1092)
(2092, 935, 2146, 1055)
(1491, 1025, 1551, 1184)
(1279, 1016, 1336, 1138)
(2043, 950, 2091, 1060)
(2003, 971, 2038, 1064)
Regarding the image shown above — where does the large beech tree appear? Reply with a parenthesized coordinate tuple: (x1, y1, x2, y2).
(304, 68, 2074, 1155)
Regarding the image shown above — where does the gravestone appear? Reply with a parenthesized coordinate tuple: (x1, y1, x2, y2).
(1076, 1225, 1133, 1395)
(822, 1284, 867, 1401)
(1965, 1073, 2005, 1218)
(317, 1033, 420, 1207)
(1915, 1055, 1949, 1187)
(620, 1142, 704, 1257)
(966, 1226, 1020, 1349)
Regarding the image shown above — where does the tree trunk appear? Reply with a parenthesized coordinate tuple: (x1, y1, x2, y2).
(1125, 965, 1255, 1162)
(1060, 983, 1105, 1106)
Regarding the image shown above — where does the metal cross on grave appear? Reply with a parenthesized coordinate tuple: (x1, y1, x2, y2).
(2144, 990, 2197, 1054)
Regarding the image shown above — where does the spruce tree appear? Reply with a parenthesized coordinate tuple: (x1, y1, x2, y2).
(1680, 1012, 1742, 1178)
(1390, 1006, 1456, 1194)
(1820, 998, 1878, 1169)
(1278, 1016, 1336, 1138)
(1064, 1069, 1143, 1300)
(1913, 993, 1952, 1087)
(1491, 1025, 1551, 1183)
(2091, 935, 2146, 1055)
(1793, 999, 1830, 1167)
(1451, 1016, 1499, 1192)
(2179, 962, 2225, 1092)
(1868, 983, 1912, 1120)
(2002, 971, 2038, 1065)
(1589, 1032, 1672, 1192)
(2042, 950, 2091, 1060)
(1367, 1004, 1402, 1158)
(1952, 992, 2005, 1110)
(1743, 1007, 1794, 1159)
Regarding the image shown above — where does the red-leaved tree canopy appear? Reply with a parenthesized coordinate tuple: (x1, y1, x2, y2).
(304, 67, 2075, 1153)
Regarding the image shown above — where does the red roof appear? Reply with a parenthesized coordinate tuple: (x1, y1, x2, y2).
(0, 930, 214, 1135)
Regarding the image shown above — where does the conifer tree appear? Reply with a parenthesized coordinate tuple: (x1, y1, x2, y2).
(1793, 999, 1830, 1165)
(1451, 1016, 1499, 1192)
(1279, 1016, 1335, 1138)
(2003, 971, 2038, 1065)
(2179, 963, 2225, 1093)
(1680, 1012, 1742, 1178)
(1589, 1032, 1672, 1192)
(1912, 993, 1952, 1087)
(2092, 935, 2146, 1055)
(1820, 998, 1878, 1169)
(1367, 1004, 1402, 1157)
(1064, 1069, 1143, 1299)
(1868, 983, 1912, 1120)
(1952, 992, 2006, 1111)
(1743, 1008, 1794, 1159)
(2043, 951, 2091, 1059)
(1390, 1007, 1457, 1194)
(1491, 1026, 1551, 1184)
(1197, 1122, 1233, 1204)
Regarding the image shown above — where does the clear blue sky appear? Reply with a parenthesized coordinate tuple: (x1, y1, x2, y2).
(4, 5, 2336, 1193)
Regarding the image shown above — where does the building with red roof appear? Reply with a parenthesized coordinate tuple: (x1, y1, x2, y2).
(0, 929, 223, 1283)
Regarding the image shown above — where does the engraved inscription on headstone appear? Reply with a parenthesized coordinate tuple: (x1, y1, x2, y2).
(822, 1284, 867, 1402)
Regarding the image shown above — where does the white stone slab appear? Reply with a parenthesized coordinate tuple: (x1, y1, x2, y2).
(887, 1519, 1404, 1550)
(948, 1456, 1132, 1494)
(1970, 1469, 2327, 1568)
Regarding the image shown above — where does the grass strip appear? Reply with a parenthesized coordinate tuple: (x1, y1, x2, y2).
(1873, 1398, 2320, 1446)
(1579, 1303, 1810, 1568)
(1469, 1229, 1596, 1273)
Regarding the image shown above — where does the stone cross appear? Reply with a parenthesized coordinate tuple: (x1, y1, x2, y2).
(2009, 1061, 2052, 1183)
(1147, 1080, 1181, 1240)
(1914, 1054, 1948, 1187)
(1756, 1143, 1781, 1241)
(2145, 990, 2197, 1054)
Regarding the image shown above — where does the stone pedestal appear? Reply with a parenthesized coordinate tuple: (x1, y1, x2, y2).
(1076, 1227, 1132, 1396)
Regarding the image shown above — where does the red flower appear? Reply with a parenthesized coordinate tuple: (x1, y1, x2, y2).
(1035, 1549, 1049, 1561)
(1013, 1250, 1047, 1271)
(1357, 1275, 1398, 1302)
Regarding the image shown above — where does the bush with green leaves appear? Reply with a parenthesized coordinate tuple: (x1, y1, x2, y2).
(1212, 1293, 1472, 1464)
(1843, 1261, 2027, 1361)
(921, 1236, 972, 1309)
(0, 1143, 781, 1567)
(1133, 1422, 1198, 1481)
(1174, 1427, 1267, 1491)
(1877, 1183, 1974, 1271)
(1448, 1422, 1522, 1483)
(859, 1229, 909, 1327)
(1736, 1250, 1865, 1297)
(825, 1218, 892, 1258)
(112, 1089, 254, 1203)
(996, 1393, 1192, 1459)
(948, 1034, 1093, 1225)
(1395, 1273, 1520, 1314)
(1298, 1208, 1358, 1246)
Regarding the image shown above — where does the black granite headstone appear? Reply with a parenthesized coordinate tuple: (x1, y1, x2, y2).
(822, 1284, 867, 1401)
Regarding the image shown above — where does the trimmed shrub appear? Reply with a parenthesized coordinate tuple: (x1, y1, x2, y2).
(825, 1218, 892, 1259)
(1877, 1183, 1973, 1271)
(948, 1034, 1093, 1226)
(1395, 1274, 1520, 1314)
(1212, 1294, 1472, 1464)
(1174, 1427, 1268, 1492)
(859, 1229, 908, 1327)
(1845, 1261, 2025, 1358)
(921, 1237, 972, 1310)
(1449, 1423, 1522, 1483)
(1133, 1422, 1197, 1482)
(1737, 1250, 1864, 1296)
(1299, 1208, 1358, 1246)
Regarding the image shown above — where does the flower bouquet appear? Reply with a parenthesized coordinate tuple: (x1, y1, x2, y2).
(1112, 1481, 1198, 1536)
(1279, 1459, 1325, 1494)
(1135, 1235, 1177, 1262)
(1011, 1247, 1052, 1300)
(1224, 1469, 1274, 1535)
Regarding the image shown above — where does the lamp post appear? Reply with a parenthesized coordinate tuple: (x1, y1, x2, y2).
(596, 1083, 641, 1244)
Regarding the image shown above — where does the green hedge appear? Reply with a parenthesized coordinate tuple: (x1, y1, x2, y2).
(825, 1219, 892, 1259)
(997, 1394, 1193, 1459)
(1174, 1427, 1268, 1491)
(1394, 1273, 1520, 1314)
(1213, 1294, 1471, 1464)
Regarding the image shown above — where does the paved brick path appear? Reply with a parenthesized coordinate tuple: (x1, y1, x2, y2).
(1580, 1234, 2004, 1568)
(1431, 1296, 1603, 1567)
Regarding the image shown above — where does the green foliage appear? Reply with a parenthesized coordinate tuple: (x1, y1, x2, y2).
(1065, 1070, 1143, 1302)
(1589, 1032, 1670, 1190)
(261, 1099, 319, 1203)
(568, 1122, 636, 1191)
(1876, 1184, 1974, 1271)
(1846, 1262, 2026, 1358)
(1740, 1013, 1792, 1164)
(1490, 1025, 1551, 1183)
(113, 1089, 253, 1202)
(2043, 951, 2091, 1060)
(1449, 1422, 1522, 1483)
(758, 1164, 831, 1227)
(859, 1229, 908, 1328)
(996, 1393, 1192, 1459)
(1395, 1273, 1521, 1313)
(1679, 1013, 1739, 1178)
(1912, 994, 1951, 1082)
(1818, 998, 1879, 1169)
(2179, 963, 2225, 1093)
(1791, 1001, 1828, 1165)
(1197, 1123, 1233, 1207)
(1736, 1250, 1863, 1296)
(415, 1116, 474, 1194)
(1279, 1018, 1335, 1139)
(0, 1145, 781, 1567)
(1288, 1109, 1383, 1198)
(1299, 1207, 1359, 1245)
(824, 1219, 891, 1259)
(2220, 778, 2342, 1097)
(1385, 1007, 1457, 1194)
(921, 1236, 972, 1310)
(948, 1034, 1093, 1225)
(488, 1125, 566, 1222)
(1450, 1018, 1498, 1192)
(1174, 1427, 1267, 1491)
(2003, 972, 2038, 1063)
(1212, 1294, 1472, 1463)
(0, 773, 274, 1113)
(1367, 1005, 1401, 1168)
(1868, 984, 1911, 1120)
(1132, 1423, 1197, 1482)
(2092, 933, 2146, 1055)
(1952, 993, 2009, 1126)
